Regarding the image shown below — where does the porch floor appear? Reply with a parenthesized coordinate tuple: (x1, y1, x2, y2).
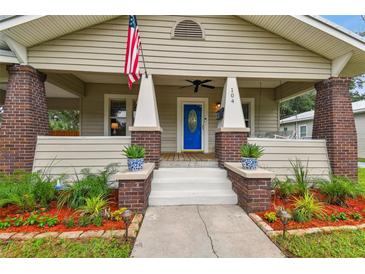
(161, 152, 216, 162)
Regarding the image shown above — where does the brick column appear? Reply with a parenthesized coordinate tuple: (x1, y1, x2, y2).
(225, 163, 274, 213)
(131, 128, 161, 169)
(116, 163, 154, 213)
(313, 77, 357, 181)
(215, 129, 249, 168)
(0, 65, 48, 173)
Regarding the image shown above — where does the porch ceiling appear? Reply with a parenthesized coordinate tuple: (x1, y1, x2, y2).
(71, 72, 287, 88)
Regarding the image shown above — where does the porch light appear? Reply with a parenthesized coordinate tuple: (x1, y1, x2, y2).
(215, 102, 221, 111)
(121, 209, 133, 241)
(277, 207, 292, 238)
(111, 122, 119, 135)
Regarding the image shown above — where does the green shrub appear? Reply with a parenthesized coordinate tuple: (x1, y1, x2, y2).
(63, 217, 75, 228)
(272, 178, 298, 199)
(78, 195, 108, 218)
(0, 218, 11, 229)
(122, 145, 145, 159)
(293, 192, 324, 222)
(264, 212, 277, 223)
(350, 212, 362, 220)
(0, 171, 56, 211)
(290, 159, 310, 196)
(23, 213, 39, 226)
(78, 215, 91, 227)
(57, 165, 116, 209)
(337, 212, 348, 221)
(318, 176, 365, 206)
(11, 216, 24, 227)
(240, 143, 264, 159)
(92, 215, 103, 227)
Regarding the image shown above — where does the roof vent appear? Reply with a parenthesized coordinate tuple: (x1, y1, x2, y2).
(173, 19, 204, 40)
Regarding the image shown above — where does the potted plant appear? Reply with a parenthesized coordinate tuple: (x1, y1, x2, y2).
(122, 145, 146, 172)
(240, 143, 264, 170)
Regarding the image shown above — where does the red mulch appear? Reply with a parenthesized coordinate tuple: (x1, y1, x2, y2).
(0, 199, 127, 233)
(256, 190, 365, 231)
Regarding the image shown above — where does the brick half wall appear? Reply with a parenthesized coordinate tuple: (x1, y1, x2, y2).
(215, 131, 248, 168)
(131, 130, 161, 169)
(227, 169, 271, 213)
(118, 172, 152, 213)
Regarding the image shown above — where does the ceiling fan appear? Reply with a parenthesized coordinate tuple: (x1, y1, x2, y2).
(180, 79, 215, 93)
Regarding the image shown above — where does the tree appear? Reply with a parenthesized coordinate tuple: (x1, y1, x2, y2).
(280, 91, 316, 118)
(48, 110, 80, 130)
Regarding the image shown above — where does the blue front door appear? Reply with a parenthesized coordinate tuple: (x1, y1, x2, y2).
(183, 104, 202, 150)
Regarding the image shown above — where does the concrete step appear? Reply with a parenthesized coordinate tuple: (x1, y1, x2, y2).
(153, 168, 227, 179)
(152, 177, 232, 191)
(149, 167, 237, 206)
(149, 190, 238, 206)
(160, 161, 218, 168)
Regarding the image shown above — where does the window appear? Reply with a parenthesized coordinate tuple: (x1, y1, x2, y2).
(173, 19, 204, 40)
(242, 103, 250, 128)
(299, 125, 307, 138)
(104, 94, 137, 136)
(241, 98, 255, 135)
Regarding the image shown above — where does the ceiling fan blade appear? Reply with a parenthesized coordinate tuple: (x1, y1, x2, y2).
(201, 84, 215, 89)
(180, 85, 194, 89)
(194, 85, 199, 93)
(200, 79, 212, 84)
(185, 80, 195, 84)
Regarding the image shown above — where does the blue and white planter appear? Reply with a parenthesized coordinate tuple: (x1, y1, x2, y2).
(241, 157, 258, 170)
(127, 158, 144, 172)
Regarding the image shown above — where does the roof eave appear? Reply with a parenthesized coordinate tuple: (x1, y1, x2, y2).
(0, 15, 45, 32)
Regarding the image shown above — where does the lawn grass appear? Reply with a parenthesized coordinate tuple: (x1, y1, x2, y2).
(359, 168, 365, 184)
(275, 229, 365, 258)
(0, 237, 131, 258)
(358, 158, 365, 163)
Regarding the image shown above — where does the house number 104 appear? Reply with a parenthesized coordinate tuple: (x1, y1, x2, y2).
(230, 88, 234, 103)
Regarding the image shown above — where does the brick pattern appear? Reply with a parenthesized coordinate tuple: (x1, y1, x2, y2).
(215, 131, 248, 168)
(0, 65, 49, 173)
(227, 169, 271, 213)
(118, 173, 152, 213)
(312, 77, 357, 181)
(131, 131, 161, 168)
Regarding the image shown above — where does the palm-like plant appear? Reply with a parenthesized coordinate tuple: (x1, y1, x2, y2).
(290, 159, 310, 196)
(240, 143, 264, 159)
(122, 145, 146, 159)
(293, 192, 324, 222)
(78, 195, 108, 218)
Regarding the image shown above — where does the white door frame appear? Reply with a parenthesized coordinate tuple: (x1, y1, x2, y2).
(241, 97, 255, 136)
(177, 97, 209, 153)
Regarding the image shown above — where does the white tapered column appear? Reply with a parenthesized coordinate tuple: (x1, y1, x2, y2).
(131, 74, 160, 130)
(215, 77, 249, 168)
(130, 75, 162, 168)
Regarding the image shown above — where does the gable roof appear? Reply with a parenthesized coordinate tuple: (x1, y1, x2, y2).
(280, 100, 365, 124)
(1, 15, 365, 76)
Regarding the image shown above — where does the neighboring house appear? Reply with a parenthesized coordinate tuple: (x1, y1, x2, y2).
(0, 15, 365, 206)
(280, 100, 365, 158)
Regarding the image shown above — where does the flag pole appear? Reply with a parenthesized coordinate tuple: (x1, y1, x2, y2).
(140, 42, 148, 78)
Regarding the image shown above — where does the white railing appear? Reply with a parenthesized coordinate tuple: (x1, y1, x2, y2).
(248, 137, 330, 180)
(33, 136, 131, 178)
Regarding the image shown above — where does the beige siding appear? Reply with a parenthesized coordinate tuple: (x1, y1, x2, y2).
(248, 138, 330, 180)
(81, 83, 279, 152)
(47, 98, 80, 110)
(28, 16, 330, 80)
(33, 136, 130, 178)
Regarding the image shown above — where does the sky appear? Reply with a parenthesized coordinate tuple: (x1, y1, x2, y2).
(322, 15, 365, 93)
(322, 15, 365, 34)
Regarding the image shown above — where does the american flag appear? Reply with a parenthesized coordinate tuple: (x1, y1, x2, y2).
(124, 15, 141, 89)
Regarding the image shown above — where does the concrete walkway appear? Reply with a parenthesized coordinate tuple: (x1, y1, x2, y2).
(131, 205, 284, 258)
